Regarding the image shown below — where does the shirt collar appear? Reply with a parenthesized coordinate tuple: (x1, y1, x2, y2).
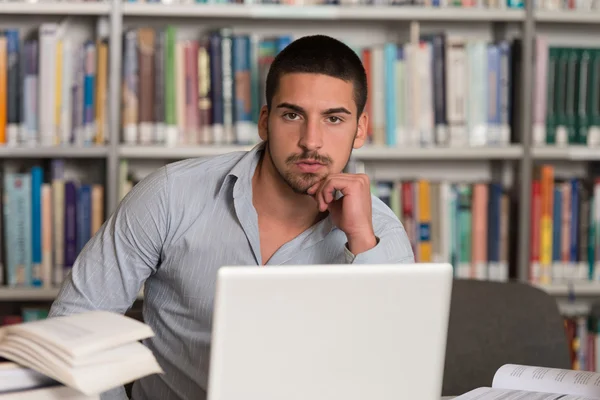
(220, 141, 337, 235)
(220, 141, 266, 200)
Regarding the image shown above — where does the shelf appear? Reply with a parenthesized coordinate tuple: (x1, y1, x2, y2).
(352, 145, 524, 160)
(0, 288, 59, 301)
(0, 146, 108, 158)
(0, 287, 143, 301)
(534, 282, 600, 297)
(121, 3, 524, 21)
(119, 144, 524, 160)
(535, 10, 600, 23)
(0, 2, 110, 15)
(532, 146, 600, 161)
(119, 144, 254, 159)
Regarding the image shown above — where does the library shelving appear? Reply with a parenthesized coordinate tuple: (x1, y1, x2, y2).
(120, 3, 526, 21)
(2, 0, 600, 316)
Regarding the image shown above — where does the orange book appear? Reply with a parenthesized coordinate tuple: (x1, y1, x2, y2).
(91, 185, 104, 235)
(471, 183, 488, 279)
(362, 48, 372, 140)
(417, 180, 431, 262)
(0, 36, 7, 144)
(530, 180, 541, 282)
(539, 165, 554, 283)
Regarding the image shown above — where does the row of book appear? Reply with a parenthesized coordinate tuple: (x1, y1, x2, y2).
(369, 178, 512, 281)
(530, 165, 600, 285)
(0, 162, 105, 288)
(536, 0, 600, 10)
(0, 19, 109, 148)
(121, 0, 524, 7)
(533, 40, 600, 147)
(121, 26, 519, 148)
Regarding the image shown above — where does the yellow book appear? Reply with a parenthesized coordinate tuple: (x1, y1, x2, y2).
(55, 40, 62, 145)
(0, 36, 7, 144)
(417, 180, 432, 262)
(539, 165, 554, 283)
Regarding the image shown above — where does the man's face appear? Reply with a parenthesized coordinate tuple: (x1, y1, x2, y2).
(258, 72, 368, 195)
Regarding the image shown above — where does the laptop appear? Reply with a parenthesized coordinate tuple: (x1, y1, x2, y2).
(207, 263, 453, 400)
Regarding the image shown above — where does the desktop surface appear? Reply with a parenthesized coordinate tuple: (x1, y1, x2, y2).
(207, 263, 453, 400)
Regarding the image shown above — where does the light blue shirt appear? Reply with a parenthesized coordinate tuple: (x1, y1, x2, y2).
(49, 142, 414, 400)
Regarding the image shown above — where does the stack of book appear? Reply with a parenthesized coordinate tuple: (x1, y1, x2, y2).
(0, 311, 162, 398)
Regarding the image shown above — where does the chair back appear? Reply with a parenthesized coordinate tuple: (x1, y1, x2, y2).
(442, 279, 571, 396)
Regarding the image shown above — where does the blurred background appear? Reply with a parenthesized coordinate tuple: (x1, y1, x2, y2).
(0, 0, 596, 375)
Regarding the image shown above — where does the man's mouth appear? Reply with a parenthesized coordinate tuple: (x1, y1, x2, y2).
(295, 161, 325, 172)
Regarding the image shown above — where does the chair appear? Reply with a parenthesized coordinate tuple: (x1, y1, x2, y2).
(441, 279, 571, 396)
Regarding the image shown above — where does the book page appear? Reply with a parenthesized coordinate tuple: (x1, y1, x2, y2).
(0, 362, 57, 393)
(492, 364, 600, 399)
(455, 387, 598, 400)
(0, 311, 154, 359)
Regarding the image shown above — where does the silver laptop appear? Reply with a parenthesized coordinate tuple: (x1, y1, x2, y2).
(207, 263, 453, 400)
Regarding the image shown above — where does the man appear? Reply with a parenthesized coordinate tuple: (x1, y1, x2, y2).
(49, 34, 414, 399)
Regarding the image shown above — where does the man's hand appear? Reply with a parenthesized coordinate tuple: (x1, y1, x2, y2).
(307, 173, 377, 255)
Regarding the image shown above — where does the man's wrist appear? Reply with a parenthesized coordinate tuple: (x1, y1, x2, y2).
(347, 231, 378, 255)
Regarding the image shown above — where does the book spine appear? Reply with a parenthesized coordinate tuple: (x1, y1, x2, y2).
(137, 28, 155, 145)
(63, 181, 77, 276)
(220, 28, 235, 144)
(233, 35, 253, 145)
(0, 34, 7, 145)
(154, 29, 166, 145)
(83, 41, 96, 145)
(77, 185, 91, 255)
(164, 26, 177, 146)
(210, 32, 224, 144)
(417, 180, 431, 263)
(471, 183, 488, 280)
(6, 30, 19, 145)
(39, 24, 58, 146)
(41, 184, 52, 288)
(123, 30, 138, 145)
(384, 43, 397, 147)
(31, 166, 43, 287)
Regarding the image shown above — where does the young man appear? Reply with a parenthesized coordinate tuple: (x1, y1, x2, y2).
(49, 34, 414, 399)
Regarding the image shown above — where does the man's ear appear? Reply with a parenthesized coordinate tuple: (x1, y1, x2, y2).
(258, 105, 269, 141)
(352, 111, 368, 149)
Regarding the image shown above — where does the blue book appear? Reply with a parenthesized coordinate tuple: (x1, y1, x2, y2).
(77, 184, 92, 254)
(4, 173, 32, 287)
(31, 166, 43, 287)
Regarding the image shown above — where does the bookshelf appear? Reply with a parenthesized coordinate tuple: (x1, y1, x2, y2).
(2, 0, 600, 310)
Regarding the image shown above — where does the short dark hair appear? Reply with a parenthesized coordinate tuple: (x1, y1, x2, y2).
(265, 35, 368, 116)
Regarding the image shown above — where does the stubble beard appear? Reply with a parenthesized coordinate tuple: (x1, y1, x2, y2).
(266, 125, 355, 195)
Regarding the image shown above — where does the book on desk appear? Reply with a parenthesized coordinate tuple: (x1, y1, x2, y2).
(453, 363, 600, 399)
(0, 311, 162, 398)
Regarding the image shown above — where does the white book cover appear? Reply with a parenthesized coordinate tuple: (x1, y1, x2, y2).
(445, 36, 468, 147)
(60, 39, 73, 145)
(371, 45, 385, 146)
(418, 42, 434, 147)
(39, 23, 58, 147)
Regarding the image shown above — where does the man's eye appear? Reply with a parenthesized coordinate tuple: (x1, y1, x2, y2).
(328, 116, 342, 124)
(284, 113, 299, 120)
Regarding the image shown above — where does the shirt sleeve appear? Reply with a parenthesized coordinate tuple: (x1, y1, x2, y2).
(343, 227, 415, 264)
(49, 166, 169, 318)
(343, 195, 415, 264)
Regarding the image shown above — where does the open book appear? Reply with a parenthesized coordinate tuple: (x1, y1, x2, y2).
(0, 311, 162, 396)
(455, 364, 600, 399)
